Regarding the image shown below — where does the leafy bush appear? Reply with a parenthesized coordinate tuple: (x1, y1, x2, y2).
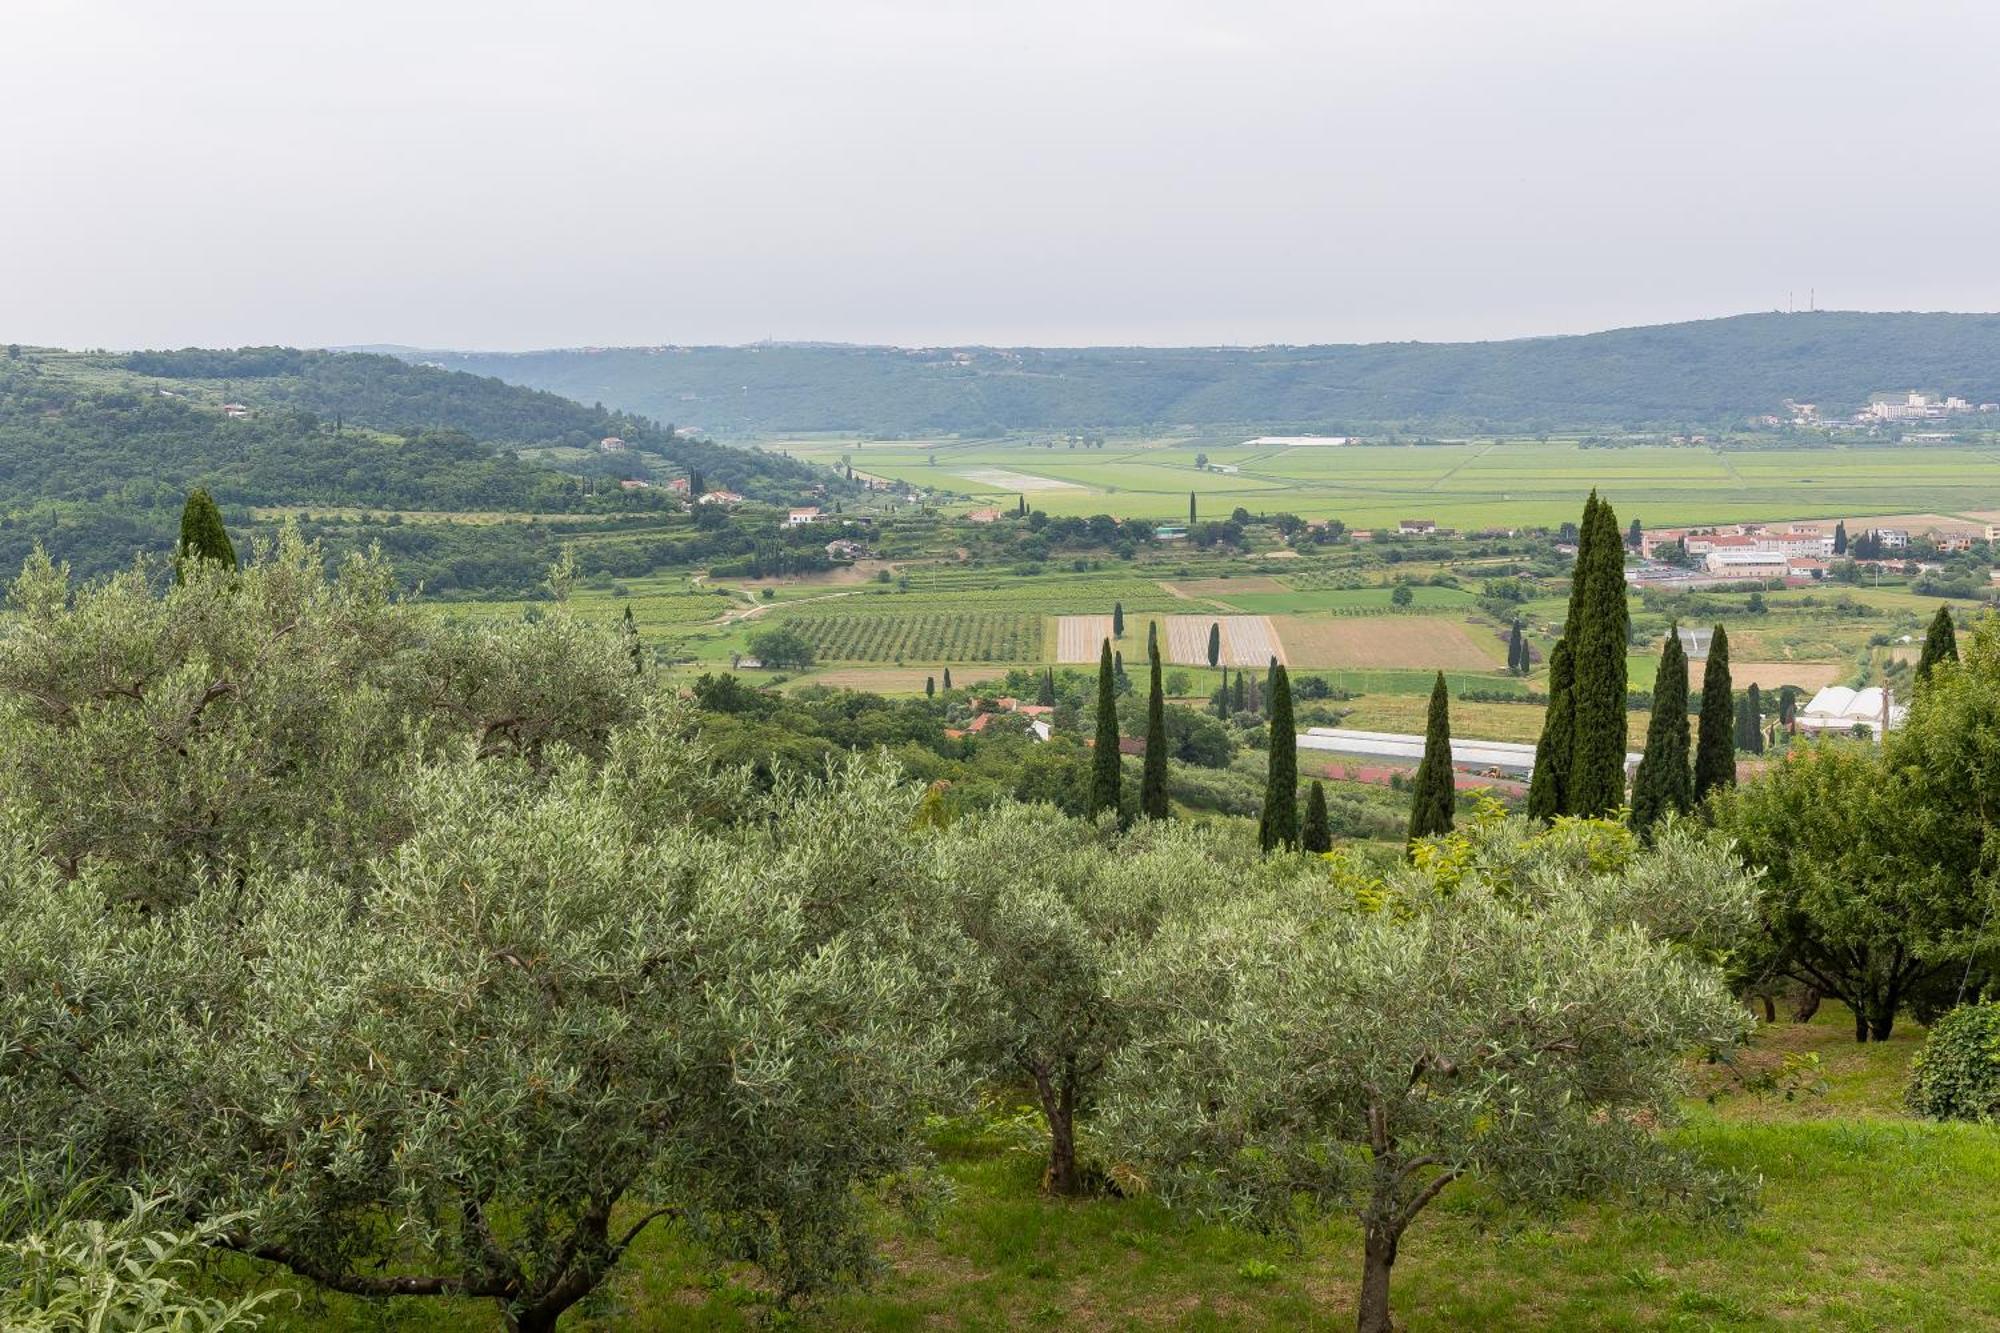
(0, 1180, 280, 1332)
(1906, 1002, 2000, 1121)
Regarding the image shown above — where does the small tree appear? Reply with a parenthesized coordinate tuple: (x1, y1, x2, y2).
(1112, 602, 1125, 639)
(1105, 813, 1757, 1333)
(1526, 639, 1575, 821)
(1257, 665, 1298, 853)
(621, 605, 643, 675)
(926, 676, 936, 699)
(746, 624, 816, 671)
(1390, 584, 1414, 607)
(1207, 621, 1221, 669)
(1141, 638, 1170, 820)
(941, 811, 1228, 1195)
(1189, 491, 1196, 525)
(173, 488, 237, 580)
(1302, 780, 1332, 853)
(1694, 624, 1735, 800)
(1630, 626, 1692, 837)
(1090, 640, 1121, 819)
(943, 666, 953, 691)
(1506, 621, 1526, 675)
(1916, 604, 1959, 683)
(1405, 672, 1455, 852)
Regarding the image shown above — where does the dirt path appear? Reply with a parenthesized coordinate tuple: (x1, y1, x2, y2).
(717, 587, 865, 627)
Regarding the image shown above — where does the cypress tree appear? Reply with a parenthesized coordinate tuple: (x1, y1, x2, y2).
(1037, 668, 1057, 708)
(174, 488, 237, 579)
(621, 605, 643, 675)
(1089, 640, 1122, 819)
(1507, 621, 1526, 674)
(1113, 602, 1125, 638)
(1141, 638, 1170, 819)
(1189, 491, 1197, 525)
(1526, 638, 1575, 822)
(1627, 517, 1643, 549)
(1207, 621, 1221, 668)
(1567, 496, 1630, 818)
(1233, 672, 1248, 713)
(1405, 672, 1456, 852)
(1214, 667, 1231, 719)
(942, 667, 953, 691)
(1258, 664, 1298, 853)
(926, 676, 935, 698)
(1630, 626, 1692, 837)
(1302, 780, 1332, 853)
(1742, 683, 1765, 755)
(1833, 520, 1848, 555)
(1694, 623, 1736, 801)
(1778, 685, 1797, 731)
(1113, 651, 1126, 689)
(1916, 604, 1959, 682)
(1147, 618, 1159, 661)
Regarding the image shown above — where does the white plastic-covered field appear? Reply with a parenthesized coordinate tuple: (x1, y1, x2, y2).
(1054, 615, 1284, 666)
(955, 468, 1083, 491)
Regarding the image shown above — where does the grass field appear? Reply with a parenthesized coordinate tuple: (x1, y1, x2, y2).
(782, 436, 2000, 530)
(235, 1004, 2000, 1331)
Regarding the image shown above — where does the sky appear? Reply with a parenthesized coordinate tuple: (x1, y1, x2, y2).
(5, 0, 1999, 351)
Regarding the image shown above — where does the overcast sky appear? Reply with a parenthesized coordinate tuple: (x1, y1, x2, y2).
(5, 0, 1998, 350)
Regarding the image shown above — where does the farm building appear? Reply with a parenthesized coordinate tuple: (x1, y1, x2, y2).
(1703, 549, 1788, 576)
(1298, 726, 1642, 777)
(1398, 519, 1438, 535)
(787, 506, 822, 524)
(698, 490, 743, 506)
(1795, 686, 1904, 739)
(599, 436, 627, 452)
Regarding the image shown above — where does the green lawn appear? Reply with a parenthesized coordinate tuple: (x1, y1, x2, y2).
(235, 1005, 2000, 1331)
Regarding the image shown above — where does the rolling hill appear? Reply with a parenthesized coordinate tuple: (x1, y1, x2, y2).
(397, 312, 2000, 436)
(0, 346, 837, 584)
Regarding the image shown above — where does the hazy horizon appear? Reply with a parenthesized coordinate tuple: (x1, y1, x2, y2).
(9, 1, 2000, 351)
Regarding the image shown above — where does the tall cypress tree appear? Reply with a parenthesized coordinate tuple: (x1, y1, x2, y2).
(1090, 640, 1122, 819)
(1833, 520, 1848, 555)
(1528, 493, 1602, 818)
(1258, 664, 1298, 853)
(1113, 602, 1125, 638)
(1189, 491, 1197, 525)
(1568, 496, 1630, 818)
(1694, 623, 1736, 802)
(174, 488, 237, 580)
(943, 667, 953, 691)
(1037, 668, 1057, 707)
(1302, 780, 1332, 853)
(1526, 638, 1576, 822)
(1405, 672, 1456, 852)
(1214, 667, 1231, 719)
(1630, 626, 1692, 837)
(1207, 622, 1221, 669)
(1916, 604, 1959, 682)
(1141, 637, 1170, 819)
(926, 676, 935, 698)
(1741, 683, 1765, 755)
(1507, 621, 1526, 674)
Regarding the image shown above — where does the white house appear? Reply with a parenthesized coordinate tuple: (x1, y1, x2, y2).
(787, 506, 823, 525)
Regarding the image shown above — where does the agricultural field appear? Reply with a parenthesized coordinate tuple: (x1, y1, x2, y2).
(785, 607, 1045, 663)
(779, 435, 2000, 531)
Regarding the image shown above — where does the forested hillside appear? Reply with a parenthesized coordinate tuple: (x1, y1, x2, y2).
(0, 347, 837, 580)
(408, 312, 2000, 435)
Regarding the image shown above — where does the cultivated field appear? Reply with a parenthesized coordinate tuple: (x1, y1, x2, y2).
(780, 435, 2000, 530)
(1277, 614, 1505, 670)
(1054, 615, 1116, 663)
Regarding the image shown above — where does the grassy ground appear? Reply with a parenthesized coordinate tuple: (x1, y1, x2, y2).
(240, 1005, 2000, 1331)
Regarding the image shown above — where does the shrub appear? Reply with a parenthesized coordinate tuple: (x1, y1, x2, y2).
(1906, 1001, 2000, 1121)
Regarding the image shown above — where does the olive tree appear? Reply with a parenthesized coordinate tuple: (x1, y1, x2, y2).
(1101, 812, 1756, 1333)
(0, 709, 963, 1332)
(935, 806, 1280, 1195)
(0, 531, 643, 907)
